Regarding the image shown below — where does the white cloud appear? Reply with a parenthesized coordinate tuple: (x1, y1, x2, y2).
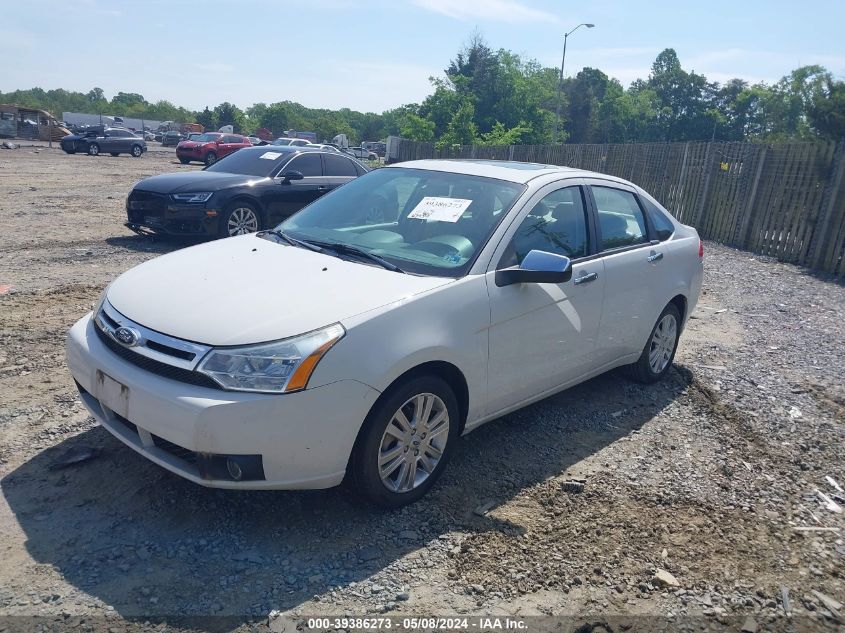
(413, 0, 559, 23)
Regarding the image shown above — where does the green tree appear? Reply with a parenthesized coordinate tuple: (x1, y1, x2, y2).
(399, 113, 435, 142)
(808, 78, 845, 139)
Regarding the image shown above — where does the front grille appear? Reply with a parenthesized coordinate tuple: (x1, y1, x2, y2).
(95, 325, 221, 390)
(151, 434, 198, 464)
(127, 190, 167, 223)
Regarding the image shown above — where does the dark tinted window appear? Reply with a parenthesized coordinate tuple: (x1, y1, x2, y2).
(108, 129, 131, 137)
(640, 196, 675, 241)
(354, 161, 367, 176)
(324, 153, 357, 177)
(286, 153, 322, 177)
(504, 186, 588, 266)
(204, 148, 291, 177)
(592, 186, 648, 251)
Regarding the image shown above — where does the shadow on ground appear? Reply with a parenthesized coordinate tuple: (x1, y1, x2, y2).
(2, 365, 693, 625)
(105, 234, 205, 255)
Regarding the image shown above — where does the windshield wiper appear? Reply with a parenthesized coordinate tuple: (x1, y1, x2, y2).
(310, 240, 405, 274)
(263, 229, 324, 253)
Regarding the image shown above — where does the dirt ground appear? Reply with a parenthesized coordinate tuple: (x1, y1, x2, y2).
(0, 146, 843, 632)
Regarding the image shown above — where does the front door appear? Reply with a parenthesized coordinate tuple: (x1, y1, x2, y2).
(486, 184, 606, 414)
(264, 152, 326, 224)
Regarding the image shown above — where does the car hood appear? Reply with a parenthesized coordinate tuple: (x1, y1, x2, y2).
(132, 171, 267, 194)
(106, 234, 452, 346)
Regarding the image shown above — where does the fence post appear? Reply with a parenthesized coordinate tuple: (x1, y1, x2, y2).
(735, 145, 767, 248)
(810, 140, 845, 270)
(694, 142, 716, 231)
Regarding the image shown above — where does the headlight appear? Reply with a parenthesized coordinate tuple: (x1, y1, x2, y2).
(171, 192, 213, 203)
(197, 323, 345, 394)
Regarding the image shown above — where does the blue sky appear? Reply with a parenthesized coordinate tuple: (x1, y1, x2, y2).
(3, 0, 844, 114)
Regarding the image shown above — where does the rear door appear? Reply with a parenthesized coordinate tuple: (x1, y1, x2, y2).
(322, 153, 359, 192)
(586, 182, 663, 364)
(263, 152, 325, 224)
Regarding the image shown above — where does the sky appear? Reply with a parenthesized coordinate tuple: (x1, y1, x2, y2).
(3, 0, 845, 114)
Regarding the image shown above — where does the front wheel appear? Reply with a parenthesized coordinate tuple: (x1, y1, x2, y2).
(626, 303, 681, 383)
(88, 143, 100, 156)
(220, 202, 261, 237)
(204, 151, 217, 166)
(350, 375, 459, 508)
(131, 145, 143, 157)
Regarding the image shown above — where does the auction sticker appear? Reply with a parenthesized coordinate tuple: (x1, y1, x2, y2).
(259, 151, 283, 160)
(407, 197, 472, 222)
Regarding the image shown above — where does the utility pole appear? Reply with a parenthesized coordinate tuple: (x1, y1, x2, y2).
(555, 23, 595, 141)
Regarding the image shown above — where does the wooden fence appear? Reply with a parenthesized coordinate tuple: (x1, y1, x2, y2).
(390, 138, 845, 276)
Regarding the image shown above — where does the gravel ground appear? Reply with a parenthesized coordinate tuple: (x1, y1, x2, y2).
(0, 147, 843, 632)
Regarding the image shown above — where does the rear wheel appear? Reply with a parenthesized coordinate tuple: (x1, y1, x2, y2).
(220, 202, 261, 237)
(350, 375, 459, 507)
(88, 143, 100, 156)
(204, 151, 217, 166)
(626, 303, 681, 383)
(131, 145, 143, 157)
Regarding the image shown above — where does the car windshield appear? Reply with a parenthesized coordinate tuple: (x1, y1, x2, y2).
(194, 133, 221, 142)
(204, 148, 292, 177)
(278, 167, 525, 277)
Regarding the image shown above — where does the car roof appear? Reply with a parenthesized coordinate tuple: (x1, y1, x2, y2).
(392, 159, 607, 184)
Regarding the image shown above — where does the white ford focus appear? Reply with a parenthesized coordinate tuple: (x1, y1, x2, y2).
(66, 159, 703, 506)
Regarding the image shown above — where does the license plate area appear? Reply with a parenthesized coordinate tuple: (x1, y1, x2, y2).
(94, 370, 130, 419)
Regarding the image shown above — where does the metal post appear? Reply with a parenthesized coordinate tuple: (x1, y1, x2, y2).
(554, 33, 568, 141)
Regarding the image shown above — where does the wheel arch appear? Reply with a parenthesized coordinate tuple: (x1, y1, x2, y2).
(668, 293, 688, 327)
(222, 194, 266, 226)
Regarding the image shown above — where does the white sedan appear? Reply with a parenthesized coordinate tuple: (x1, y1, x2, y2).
(66, 160, 703, 507)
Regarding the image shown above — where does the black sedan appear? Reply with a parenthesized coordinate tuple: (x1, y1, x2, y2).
(125, 146, 370, 238)
(60, 128, 147, 157)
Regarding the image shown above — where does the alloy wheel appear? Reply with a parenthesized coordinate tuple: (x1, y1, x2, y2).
(226, 207, 259, 236)
(648, 313, 677, 374)
(377, 393, 449, 493)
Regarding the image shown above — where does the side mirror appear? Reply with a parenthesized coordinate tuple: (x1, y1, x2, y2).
(495, 250, 573, 287)
(280, 170, 304, 183)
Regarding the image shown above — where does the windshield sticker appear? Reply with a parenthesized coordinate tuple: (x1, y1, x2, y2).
(407, 197, 473, 223)
(259, 151, 283, 160)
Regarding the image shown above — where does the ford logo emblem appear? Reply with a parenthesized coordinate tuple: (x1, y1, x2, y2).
(113, 327, 140, 347)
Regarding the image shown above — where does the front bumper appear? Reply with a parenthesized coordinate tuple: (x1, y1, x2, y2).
(126, 197, 220, 236)
(66, 314, 380, 489)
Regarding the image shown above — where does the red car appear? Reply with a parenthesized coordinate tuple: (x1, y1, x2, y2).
(176, 132, 252, 166)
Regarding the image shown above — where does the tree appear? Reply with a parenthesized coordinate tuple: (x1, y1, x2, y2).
(808, 79, 845, 139)
(212, 102, 245, 133)
(437, 101, 477, 148)
(399, 113, 435, 142)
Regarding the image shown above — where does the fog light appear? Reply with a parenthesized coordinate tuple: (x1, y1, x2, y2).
(226, 458, 243, 481)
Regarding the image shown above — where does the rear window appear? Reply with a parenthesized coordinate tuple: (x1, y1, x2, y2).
(640, 197, 676, 241)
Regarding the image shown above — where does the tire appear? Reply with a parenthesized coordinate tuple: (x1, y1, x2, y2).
(110, 152, 119, 157)
(626, 303, 681, 383)
(350, 375, 459, 508)
(204, 151, 217, 166)
(88, 143, 100, 156)
(219, 202, 261, 238)
(179, 158, 190, 164)
(131, 145, 143, 157)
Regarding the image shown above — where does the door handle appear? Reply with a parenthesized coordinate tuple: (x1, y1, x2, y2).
(647, 252, 664, 262)
(574, 271, 598, 285)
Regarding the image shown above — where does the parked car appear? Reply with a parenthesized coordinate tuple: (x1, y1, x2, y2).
(161, 131, 183, 147)
(176, 132, 251, 165)
(60, 128, 147, 157)
(68, 159, 703, 507)
(271, 137, 311, 147)
(347, 146, 378, 161)
(306, 143, 341, 152)
(363, 141, 386, 157)
(125, 145, 368, 238)
(135, 129, 155, 141)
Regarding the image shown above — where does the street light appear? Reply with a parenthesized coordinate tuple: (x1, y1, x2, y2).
(555, 23, 595, 140)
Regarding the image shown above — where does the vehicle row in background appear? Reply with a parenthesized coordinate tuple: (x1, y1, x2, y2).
(176, 132, 253, 165)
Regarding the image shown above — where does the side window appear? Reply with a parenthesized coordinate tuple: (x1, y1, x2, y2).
(640, 196, 675, 241)
(222, 135, 238, 143)
(324, 153, 357, 177)
(286, 153, 322, 177)
(504, 186, 589, 266)
(592, 186, 647, 251)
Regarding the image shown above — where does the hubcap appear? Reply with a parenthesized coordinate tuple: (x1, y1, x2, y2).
(648, 314, 677, 374)
(227, 207, 258, 235)
(378, 393, 449, 493)
(206, 154, 216, 164)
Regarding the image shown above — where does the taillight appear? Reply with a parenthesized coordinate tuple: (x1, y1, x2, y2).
(698, 240, 704, 258)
